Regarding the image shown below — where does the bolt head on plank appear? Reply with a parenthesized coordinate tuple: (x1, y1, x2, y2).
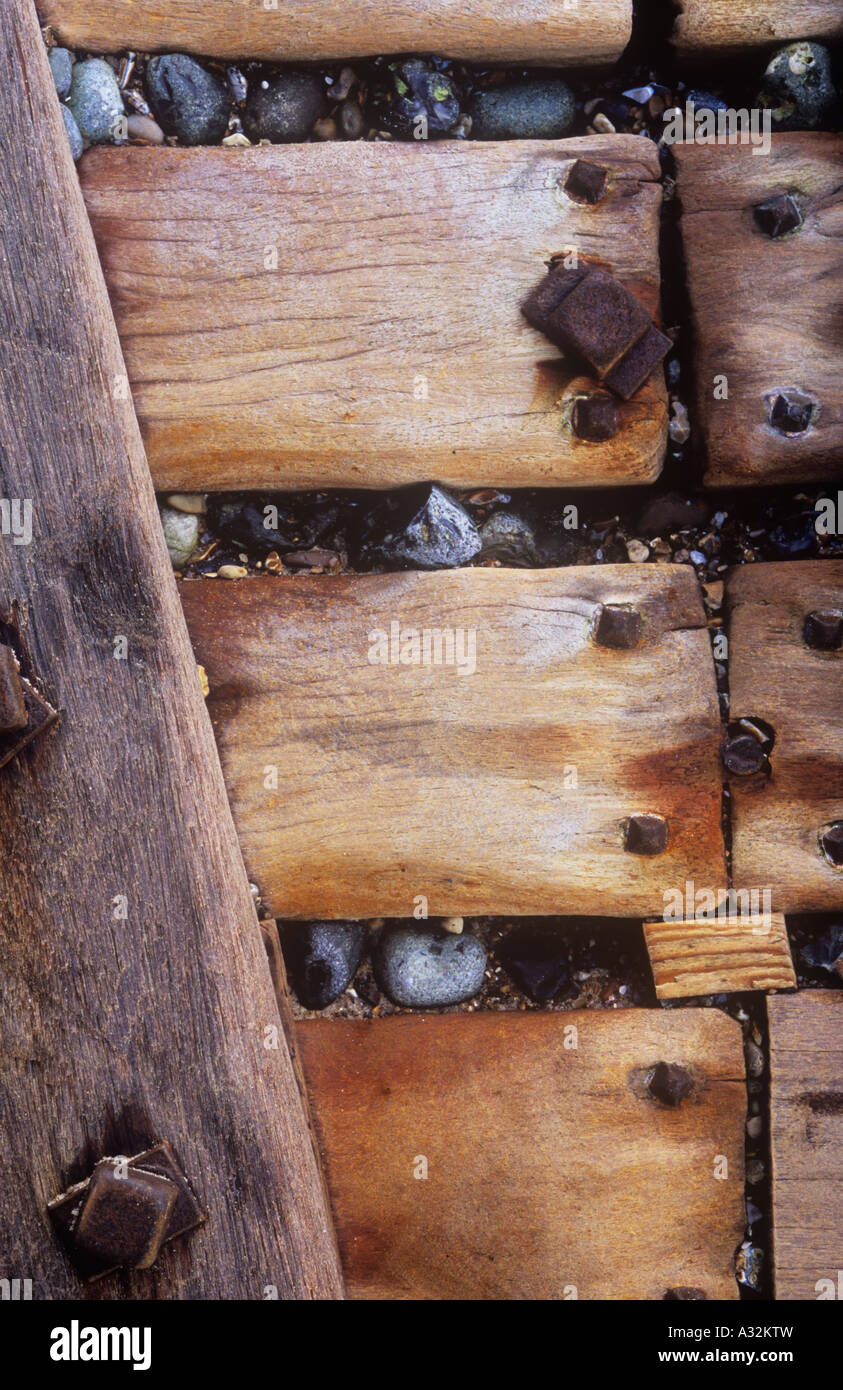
(73, 1161, 178, 1272)
(571, 394, 619, 441)
(624, 813, 669, 856)
(803, 609, 843, 651)
(753, 194, 802, 239)
(521, 263, 587, 334)
(767, 388, 816, 435)
(564, 159, 608, 205)
(646, 1061, 695, 1106)
(592, 603, 641, 649)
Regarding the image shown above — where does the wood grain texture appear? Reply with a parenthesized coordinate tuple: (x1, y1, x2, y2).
(643, 914, 795, 999)
(0, 0, 343, 1300)
(727, 561, 843, 913)
(674, 0, 843, 53)
(41, 0, 632, 65)
(768, 991, 843, 1301)
(179, 566, 727, 919)
(675, 135, 843, 487)
(80, 139, 667, 491)
(295, 1010, 746, 1300)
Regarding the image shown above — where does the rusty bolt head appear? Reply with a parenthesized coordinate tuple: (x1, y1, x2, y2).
(521, 263, 587, 334)
(604, 323, 673, 400)
(723, 717, 773, 776)
(0, 645, 27, 733)
(593, 603, 641, 649)
(804, 609, 843, 651)
(572, 394, 619, 442)
(73, 1160, 178, 1272)
(624, 813, 669, 856)
(664, 1287, 707, 1300)
(547, 269, 651, 375)
(753, 193, 802, 239)
(819, 822, 843, 868)
(564, 159, 608, 205)
(767, 388, 816, 435)
(646, 1061, 694, 1106)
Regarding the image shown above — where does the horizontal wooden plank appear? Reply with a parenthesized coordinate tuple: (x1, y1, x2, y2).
(42, 0, 632, 65)
(727, 561, 843, 912)
(81, 139, 667, 491)
(673, 0, 843, 53)
(643, 913, 795, 999)
(675, 134, 843, 487)
(768, 991, 843, 1301)
(295, 1010, 746, 1299)
(180, 566, 727, 919)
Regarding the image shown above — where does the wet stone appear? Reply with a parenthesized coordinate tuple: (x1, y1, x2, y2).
(469, 78, 575, 141)
(798, 922, 843, 976)
(624, 813, 669, 856)
(768, 389, 816, 435)
(803, 609, 843, 651)
(374, 925, 487, 1007)
(282, 921, 368, 1010)
(758, 42, 839, 131)
(636, 493, 710, 536)
(68, 58, 124, 145)
(147, 54, 230, 145)
(353, 484, 481, 570)
(572, 394, 619, 442)
(753, 193, 803, 238)
(160, 507, 200, 569)
(371, 59, 461, 138)
(478, 512, 542, 566)
(646, 1061, 694, 1107)
(593, 604, 641, 650)
(244, 71, 328, 143)
(495, 928, 578, 1003)
(209, 495, 342, 555)
(564, 159, 608, 205)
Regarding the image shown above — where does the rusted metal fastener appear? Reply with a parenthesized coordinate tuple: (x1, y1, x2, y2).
(624, 812, 669, 856)
(766, 387, 816, 435)
(819, 822, 843, 869)
(664, 1286, 707, 1300)
(604, 323, 673, 400)
(0, 641, 58, 768)
(722, 717, 774, 776)
(572, 394, 619, 442)
(522, 262, 587, 333)
(564, 159, 608, 205)
(753, 193, 802, 239)
(593, 603, 641, 649)
(0, 645, 27, 732)
(803, 609, 843, 651)
(646, 1061, 694, 1106)
(48, 1141, 205, 1281)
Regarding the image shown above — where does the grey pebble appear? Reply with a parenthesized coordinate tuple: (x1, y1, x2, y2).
(160, 507, 199, 568)
(146, 54, 230, 145)
(374, 925, 487, 1007)
(243, 72, 328, 143)
(282, 921, 368, 1010)
(61, 104, 83, 162)
(68, 58, 124, 145)
(356, 483, 481, 570)
(470, 78, 575, 141)
(757, 42, 838, 130)
(479, 511, 542, 566)
(48, 47, 73, 100)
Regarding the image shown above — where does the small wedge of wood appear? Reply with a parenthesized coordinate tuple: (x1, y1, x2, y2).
(675, 134, 843, 487)
(673, 0, 843, 54)
(768, 991, 843, 1301)
(180, 565, 727, 920)
(726, 561, 843, 913)
(643, 913, 795, 999)
(294, 1010, 746, 1300)
(81, 138, 667, 491)
(41, 0, 632, 65)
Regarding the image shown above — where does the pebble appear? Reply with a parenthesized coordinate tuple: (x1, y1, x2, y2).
(440, 917, 464, 935)
(313, 116, 336, 141)
(339, 99, 366, 139)
(218, 564, 247, 580)
(243, 71, 328, 143)
(758, 42, 838, 130)
(165, 492, 206, 515)
(636, 492, 710, 536)
(48, 47, 73, 100)
(797, 922, 843, 977)
(61, 104, 83, 162)
(626, 538, 650, 563)
(374, 925, 486, 1007)
(282, 921, 368, 1009)
(160, 507, 199, 568)
(68, 58, 124, 145)
(668, 399, 691, 444)
(146, 54, 230, 145)
(210, 495, 342, 554)
(126, 113, 165, 144)
(354, 484, 481, 570)
(470, 78, 575, 141)
(495, 927, 577, 1004)
(478, 511, 542, 566)
(373, 58, 461, 138)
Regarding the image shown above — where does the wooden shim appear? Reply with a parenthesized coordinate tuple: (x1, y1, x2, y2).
(673, 0, 843, 54)
(643, 914, 795, 999)
(675, 134, 843, 487)
(179, 565, 727, 919)
(0, 0, 343, 1299)
(294, 1010, 746, 1300)
(80, 139, 667, 492)
(768, 991, 843, 1301)
(727, 561, 843, 913)
(41, 0, 632, 65)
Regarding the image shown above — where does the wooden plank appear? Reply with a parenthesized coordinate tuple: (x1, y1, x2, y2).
(295, 1010, 746, 1300)
(41, 0, 632, 65)
(0, 0, 343, 1300)
(643, 914, 795, 999)
(180, 566, 727, 920)
(727, 561, 843, 913)
(81, 139, 667, 492)
(768, 991, 843, 1301)
(675, 134, 843, 487)
(673, 0, 843, 54)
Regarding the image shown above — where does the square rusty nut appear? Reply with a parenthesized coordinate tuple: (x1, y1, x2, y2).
(624, 813, 670, 856)
(592, 603, 641, 650)
(0, 674, 58, 769)
(0, 645, 27, 733)
(74, 1161, 178, 1272)
(522, 263, 588, 335)
(604, 323, 673, 400)
(572, 394, 619, 442)
(803, 609, 843, 651)
(546, 270, 651, 375)
(564, 159, 608, 205)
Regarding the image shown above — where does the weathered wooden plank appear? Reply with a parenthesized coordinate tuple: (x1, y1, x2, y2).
(0, 0, 343, 1299)
(643, 913, 795, 999)
(675, 134, 843, 487)
(295, 1010, 746, 1300)
(81, 139, 667, 491)
(41, 0, 632, 65)
(180, 566, 727, 919)
(727, 561, 843, 913)
(673, 0, 843, 53)
(768, 991, 843, 1301)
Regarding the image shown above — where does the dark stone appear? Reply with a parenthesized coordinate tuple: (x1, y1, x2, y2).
(470, 78, 575, 141)
(146, 54, 230, 145)
(723, 731, 768, 776)
(753, 193, 803, 238)
(572, 394, 619, 442)
(495, 928, 578, 1003)
(48, 47, 73, 100)
(636, 493, 710, 536)
(282, 921, 368, 1010)
(208, 495, 342, 554)
(374, 925, 487, 1007)
(768, 388, 815, 435)
(804, 609, 843, 651)
(352, 484, 481, 570)
(757, 42, 839, 131)
(768, 512, 817, 556)
(243, 71, 328, 143)
(646, 1061, 695, 1107)
(819, 823, 843, 869)
(593, 604, 641, 650)
(371, 59, 461, 139)
(798, 922, 843, 974)
(624, 813, 669, 856)
(339, 98, 366, 139)
(685, 90, 730, 115)
(478, 512, 542, 565)
(564, 159, 608, 205)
